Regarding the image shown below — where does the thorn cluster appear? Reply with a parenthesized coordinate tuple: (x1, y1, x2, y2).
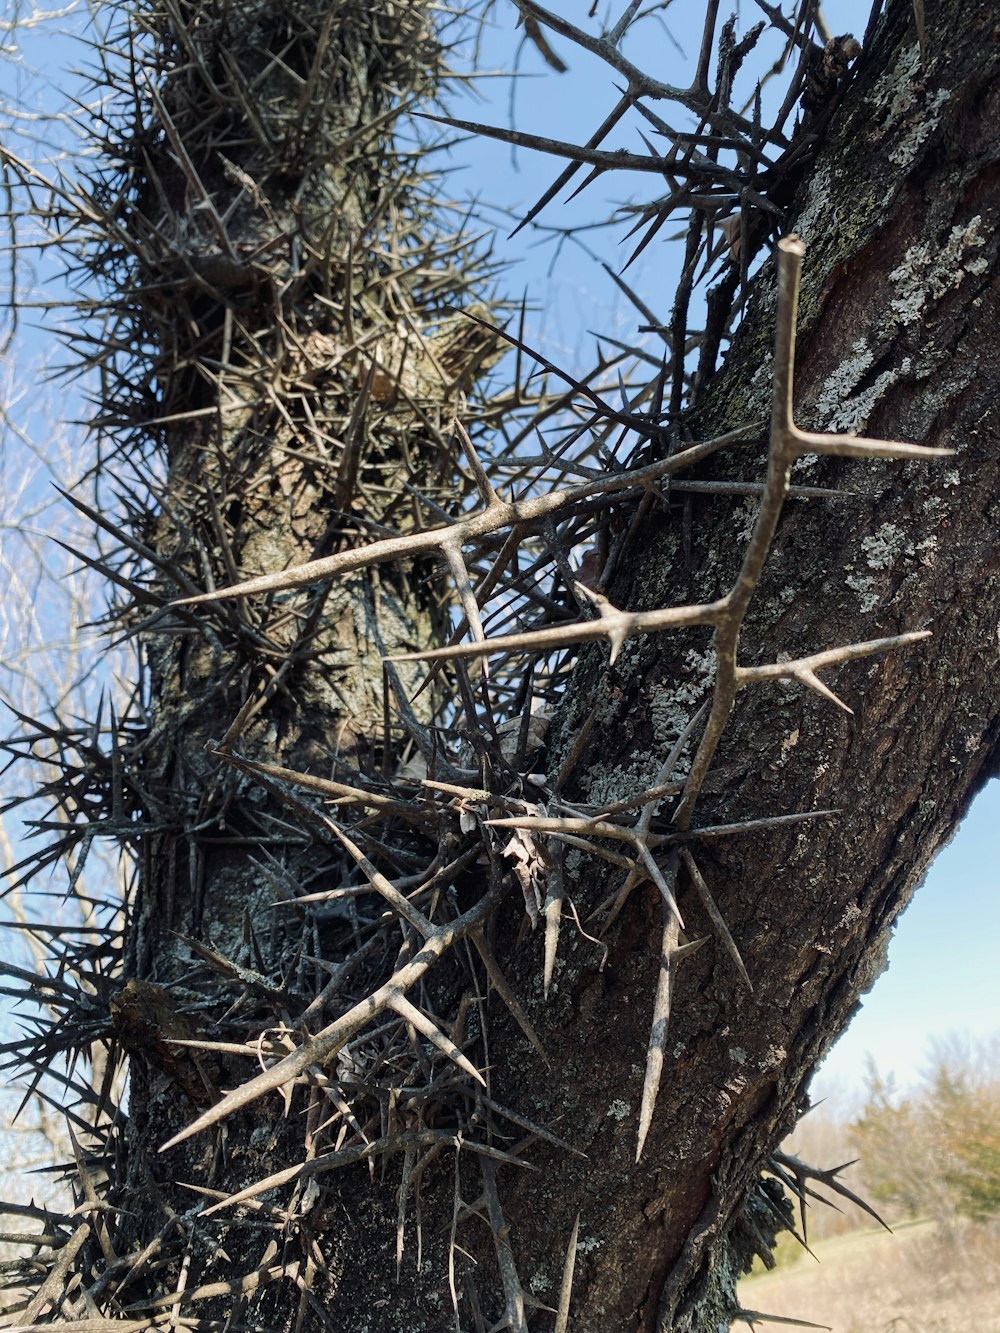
(0, 2, 943, 1328)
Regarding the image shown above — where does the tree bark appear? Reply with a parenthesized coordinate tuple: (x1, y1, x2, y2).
(73, 1, 510, 1327)
(480, 3, 1000, 1328)
(5, 1, 1000, 1332)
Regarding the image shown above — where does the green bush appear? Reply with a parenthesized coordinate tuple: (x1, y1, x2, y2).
(850, 1037, 1000, 1227)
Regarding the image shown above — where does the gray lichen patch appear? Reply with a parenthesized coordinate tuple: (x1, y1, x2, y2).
(648, 647, 717, 769)
(731, 496, 760, 546)
(888, 216, 987, 325)
(843, 520, 940, 611)
(884, 56, 951, 170)
(795, 208, 984, 446)
(529, 1267, 554, 1296)
(811, 341, 914, 434)
(747, 349, 775, 417)
(650, 649, 715, 744)
(582, 757, 662, 809)
(794, 159, 833, 244)
(861, 522, 937, 571)
(782, 37, 960, 348)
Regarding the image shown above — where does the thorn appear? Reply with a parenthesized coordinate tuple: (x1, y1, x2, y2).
(636, 913, 678, 1162)
(554, 1213, 580, 1333)
(734, 1310, 830, 1330)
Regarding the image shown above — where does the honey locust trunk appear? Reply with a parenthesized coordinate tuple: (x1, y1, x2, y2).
(89, 1, 500, 1326)
(472, 4, 1000, 1329)
(6, 2, 1000, 1332)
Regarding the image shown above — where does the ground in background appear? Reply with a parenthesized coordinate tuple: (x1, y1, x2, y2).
(737, 1217, 1000, 1332)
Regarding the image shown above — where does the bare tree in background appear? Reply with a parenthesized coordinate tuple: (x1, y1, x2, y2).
(2, 1, 999, 1330)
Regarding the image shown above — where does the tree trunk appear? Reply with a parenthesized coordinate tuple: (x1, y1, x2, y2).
(481, 4, 1000, 1328)
(4, 1, 1000, 1331)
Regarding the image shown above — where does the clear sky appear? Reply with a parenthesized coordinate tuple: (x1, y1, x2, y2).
(3, 1, 996, 1101)
(814, 778, 1000, 1099)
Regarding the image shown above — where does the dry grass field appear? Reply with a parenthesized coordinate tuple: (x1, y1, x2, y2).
(738, 1217, 1000, 1332)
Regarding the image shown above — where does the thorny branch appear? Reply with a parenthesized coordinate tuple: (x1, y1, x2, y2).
(0, 0, 950, 1328)
(160, 237, 947, 1171)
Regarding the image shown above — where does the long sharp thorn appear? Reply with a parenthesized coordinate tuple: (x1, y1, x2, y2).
(636, 914, 677, 1162)
(554, 1213, 580, 1333)
(389, 993, 486, 1086)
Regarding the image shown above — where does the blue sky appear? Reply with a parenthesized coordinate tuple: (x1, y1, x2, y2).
(815, 778, 1000, 1100)
(3, 1, 995, 1101)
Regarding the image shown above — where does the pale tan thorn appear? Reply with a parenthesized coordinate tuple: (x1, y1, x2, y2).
(543, 886, 563, 999)
(470, 926, 550, 1065)
(194, 1133, 464, 1218)
(387, 993, 486, 1086)
(636, 912, 680, 1163)
(396, 1141, 417, 1281)
(795, 666, 853, 713)
(596, 778, 684, 819)
(635, 842, 684, 928)
(211, 748, 413, 816)
(772, 235, 807, 440)
(792, 431, 953, 461)
(132, 1251, 289, 1311)
(548, 831, 635, 873)
(447, 1153, 462, 1322)
(199, 1157, 313, 1217)
(324, 818, 435, 939)
(197, 1130, 533, 1221)
(673, 935, 709, 962)
(554, 1213, 580, 1333)
(576, 580, 630, 665)
(420, 777, 494, 802)
(674, 239, 942, 833)
(736, 630, 932, 708)
(680, 850, 751, 991)
(165, 1036, 290, 1058)
(413, 524, 527, 704)
(441, 537, 489, 679)
(387, 598, 719, 666)
(19, 1221, 92, 1324)
(319, 1084, 368, 1156)
(454, 419, 501, 507)
(609, 626, 627, 665)
(172, 425, 754, 605)
(485, 813, 664, 846)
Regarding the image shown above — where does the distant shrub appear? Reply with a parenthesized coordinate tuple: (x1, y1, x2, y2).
(930, 1061, 1000, 1222)
(850, 1036, 1000, 1228)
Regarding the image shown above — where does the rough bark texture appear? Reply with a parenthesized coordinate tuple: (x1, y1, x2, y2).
(6, 2, 1000, 1332)
(89, 2, 508, 1327)
(481, 5, 1000, 1328)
